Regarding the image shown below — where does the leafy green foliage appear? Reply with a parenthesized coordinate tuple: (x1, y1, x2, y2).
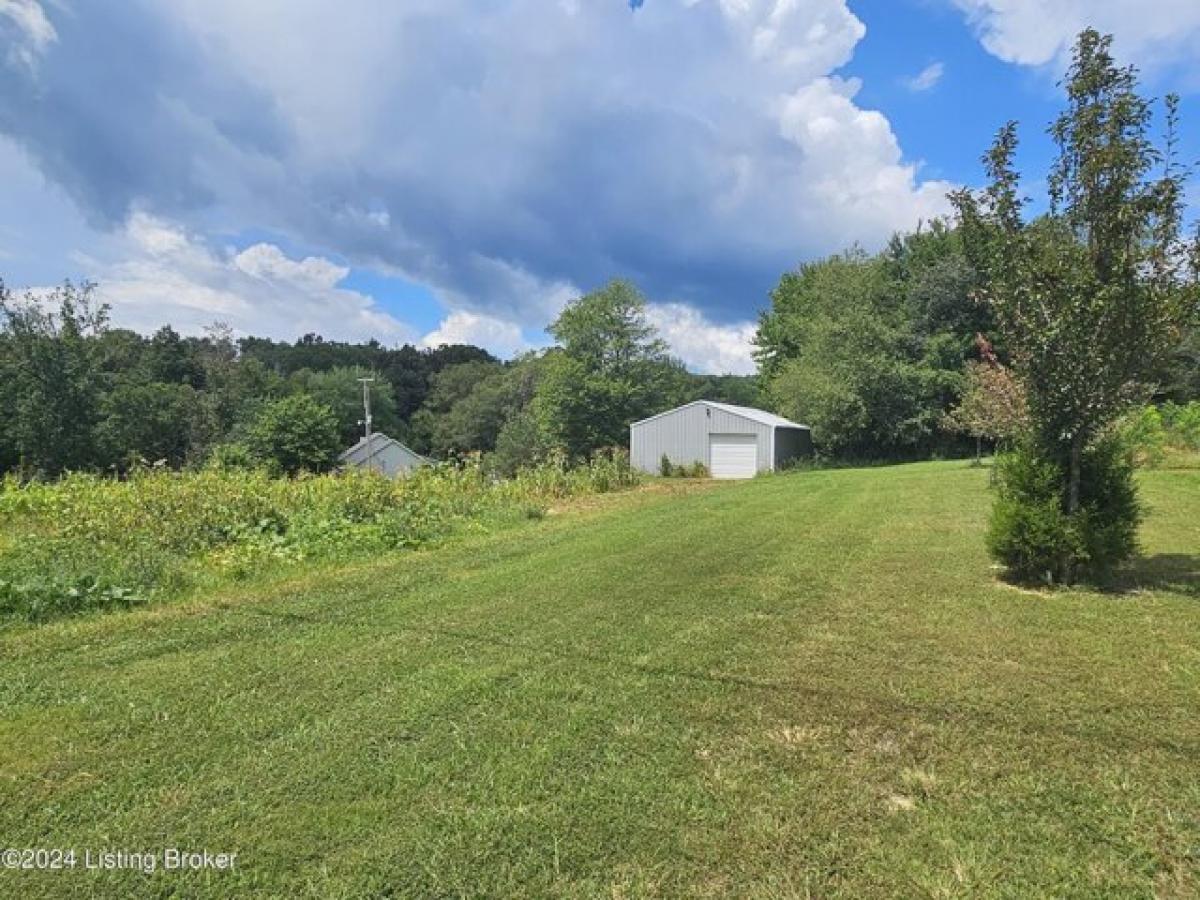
(1117, 401, 1200, 468)
(538, 281, 689, 459)
(409, 359, 536, 457)
(656, 454, 708, 478)
(0, 455, 640, 622)
(96, 379, 198, 469)
(1160, 401, 1200, 450)
(684, 373, 763, 408)
(490, 407, 554, 477)
(294, 367, 403, 446)
(205, 441, 258, 471)
(0, 576, 144, 624)
(0, 280, 108, 476)
(954, 29, 1199, 581)
(1117, 406, 1168, 468)
(942, 340, 1029, 458)
(988, 437, 1141, 584)
(674, 460, 709, 478)
(1160, 326, 1200, 402)
(0, 287, 502, 476)
(240, 334, 496, 420)
(245, 394, 341, 476)
(757, 244, 971, 459)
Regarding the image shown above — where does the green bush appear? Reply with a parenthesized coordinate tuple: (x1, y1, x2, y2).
(657, 456, 708, 478)
(246, 394, 341, 475)
(490, 410, 552, 478)
(206, 441, 259, 471)
(988, 437, 1141, 584)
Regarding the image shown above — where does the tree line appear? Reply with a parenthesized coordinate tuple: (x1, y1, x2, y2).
(0, 279, 760, 478)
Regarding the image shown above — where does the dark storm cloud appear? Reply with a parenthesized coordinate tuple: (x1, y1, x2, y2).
(0, 0, 289, 225)
(0, 0, 951, 325)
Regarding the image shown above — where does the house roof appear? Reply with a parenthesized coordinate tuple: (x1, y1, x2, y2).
(338, 432, 428, 464)
(630, 400, 809, 430)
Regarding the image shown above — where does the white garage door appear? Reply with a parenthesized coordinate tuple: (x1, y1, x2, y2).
(709, 433, 758, 479)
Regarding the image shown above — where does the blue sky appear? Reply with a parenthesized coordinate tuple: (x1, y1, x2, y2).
(1, 0, 1198, 373)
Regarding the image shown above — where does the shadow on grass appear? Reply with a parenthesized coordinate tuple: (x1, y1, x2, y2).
(1106, 553, 1200, 597)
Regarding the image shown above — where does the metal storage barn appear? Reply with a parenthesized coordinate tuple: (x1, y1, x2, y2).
(339, 433, 429, 478)
(630, 401, 812, 479)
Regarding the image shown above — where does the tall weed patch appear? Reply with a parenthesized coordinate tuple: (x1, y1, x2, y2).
(0, 451, 639, 622)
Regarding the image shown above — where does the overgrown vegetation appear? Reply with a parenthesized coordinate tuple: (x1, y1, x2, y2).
(0, 453, 638, 623)
(658, 454, 708, 478)
(1119, 401, 1200, 467)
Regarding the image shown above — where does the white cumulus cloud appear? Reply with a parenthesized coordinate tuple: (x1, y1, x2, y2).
(950, 0, 1200, 75)
(420, 310, 530, 357)
(81, 213, 417, 344)
(646, 303, 757, 376)
(776, 77, 953, 248)
(0, 0, 959, 332)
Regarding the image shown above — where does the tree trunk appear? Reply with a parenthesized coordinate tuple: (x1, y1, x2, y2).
(1062, 433, 1084, 583)
(1066, 435, 1083, 515)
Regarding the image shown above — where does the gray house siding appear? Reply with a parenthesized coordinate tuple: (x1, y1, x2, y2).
(630, 402, 789, 475)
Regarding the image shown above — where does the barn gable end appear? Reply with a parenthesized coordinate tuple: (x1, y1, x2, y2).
(629, 401, 811, 479)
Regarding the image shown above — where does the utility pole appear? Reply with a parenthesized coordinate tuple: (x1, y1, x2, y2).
(357, 376, 376, 473)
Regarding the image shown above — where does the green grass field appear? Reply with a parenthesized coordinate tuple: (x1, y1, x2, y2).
(2, 461, 1198, 898)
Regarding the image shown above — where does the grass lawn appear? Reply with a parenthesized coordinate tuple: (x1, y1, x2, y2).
(1, 461, 1198, 898)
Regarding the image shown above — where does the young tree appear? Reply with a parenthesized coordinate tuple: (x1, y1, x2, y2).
(246, 394, 341, 476)
(953, 29, 1200, 580)
(193, 323, 284, 448)
(491, 408, 553, 476)
(943, 335, 1028, 463)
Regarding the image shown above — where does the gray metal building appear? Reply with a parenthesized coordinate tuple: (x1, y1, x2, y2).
(339, 433, 429, 478)
(630, 401, 812, 479)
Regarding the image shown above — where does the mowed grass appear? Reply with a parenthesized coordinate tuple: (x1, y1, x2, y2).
(1, 461, 1198, 898)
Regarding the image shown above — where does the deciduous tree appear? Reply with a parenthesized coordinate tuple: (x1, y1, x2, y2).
(952, 29, 1200, 580)
(943, 335, 1028, 462)
(538, 281, 686, 458)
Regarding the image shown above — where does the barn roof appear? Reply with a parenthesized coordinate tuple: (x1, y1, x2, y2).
(702, 401, 809, 430)
(630, 400, 809, 430)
